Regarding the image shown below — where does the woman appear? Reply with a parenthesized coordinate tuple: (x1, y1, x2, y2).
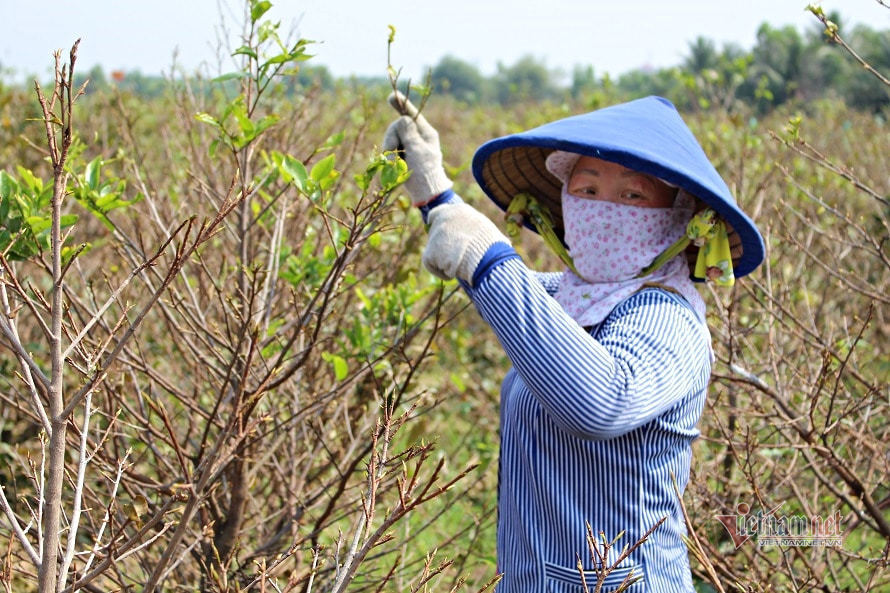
(383, 95, 764, 592)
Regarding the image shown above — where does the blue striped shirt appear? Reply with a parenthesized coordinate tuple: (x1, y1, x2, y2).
(462, 242, 713, 593)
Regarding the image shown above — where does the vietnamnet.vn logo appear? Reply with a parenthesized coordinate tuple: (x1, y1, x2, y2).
(716, 501, 844, 548)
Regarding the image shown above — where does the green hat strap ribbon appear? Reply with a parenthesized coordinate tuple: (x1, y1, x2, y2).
(506, 193, 734, 287)
(506, 193, 581, 277)
(637, 208, 735, 286)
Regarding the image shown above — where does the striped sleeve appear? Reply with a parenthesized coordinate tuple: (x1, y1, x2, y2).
(465, 257, 710, 440)
(533, 271, 563, 296)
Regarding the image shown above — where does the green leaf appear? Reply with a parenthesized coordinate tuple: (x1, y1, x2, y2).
(253, 114, 279, 136)
(25, 215, 51, 235)
(230, 100, 253, 136)
(257, 20, 280, 44)
(354, 286, 372, 310)
(195, 112, 221, 128)
(250, 0, 272, 22)
(85, 157, 102, 190)
(62, 242, 90, 266)
(259, 53, 292, 71)
(354, 171, 372, 192)
(16, 167, 42, 194)
(14, 194, 31, 217)
(0, 171, 17, 200)
(281, 155, 308, 192)
(450, 372, 466, 393)
(287, 39, 314, 63)
(211, 71, 249, 84)
(410, 83, 431, 97)
(310, 154, 336, 184)
(289, 50, 313, 63)
(322, 352, 349, 381)
(322, 131, 345, 149)
(318, 172, 340, 192)
(380, 159, 409, 191)
(232, 45, 258, 60)
(95, 190, 118, 208)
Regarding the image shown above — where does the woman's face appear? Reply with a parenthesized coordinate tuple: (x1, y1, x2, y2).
(566, 156, 677, 208)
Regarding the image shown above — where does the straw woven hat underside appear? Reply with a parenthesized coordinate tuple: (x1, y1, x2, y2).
(480, 145, 744, 272)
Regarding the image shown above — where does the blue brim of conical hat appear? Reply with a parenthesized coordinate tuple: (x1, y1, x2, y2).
(471, 96, 765, 279)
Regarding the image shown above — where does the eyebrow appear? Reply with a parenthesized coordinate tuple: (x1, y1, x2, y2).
(576, 167, 658, 185)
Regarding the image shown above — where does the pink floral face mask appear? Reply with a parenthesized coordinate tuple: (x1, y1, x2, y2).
(554, 187, 707, 327)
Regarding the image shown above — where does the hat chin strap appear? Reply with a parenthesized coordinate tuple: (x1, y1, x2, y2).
(637, 208, 735, 286)
(505, 192, 581, 277)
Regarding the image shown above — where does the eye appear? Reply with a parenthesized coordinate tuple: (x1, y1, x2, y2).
(621, 190, 648, 201)
(569, 184, 597, 197)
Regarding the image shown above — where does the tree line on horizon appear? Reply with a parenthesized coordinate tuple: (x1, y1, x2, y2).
(3, 11, 888, 113)
(419, 13, 890, 113)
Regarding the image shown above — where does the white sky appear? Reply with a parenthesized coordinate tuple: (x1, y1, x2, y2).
(2, 1, 888, 83)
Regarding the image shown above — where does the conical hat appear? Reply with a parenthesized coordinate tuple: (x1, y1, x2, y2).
(471, 96, 764, 279)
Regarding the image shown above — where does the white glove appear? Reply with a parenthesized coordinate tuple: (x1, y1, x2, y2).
(423, 203, 510, 286)
(382, 92, 453, 205)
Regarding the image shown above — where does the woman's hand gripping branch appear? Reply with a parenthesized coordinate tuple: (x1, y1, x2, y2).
(383, 92, 510, 286)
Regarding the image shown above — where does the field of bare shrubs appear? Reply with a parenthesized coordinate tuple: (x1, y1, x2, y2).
(0, 5, 887, 592)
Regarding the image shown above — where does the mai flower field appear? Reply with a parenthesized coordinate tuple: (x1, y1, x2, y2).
(0, 4, 887, 591)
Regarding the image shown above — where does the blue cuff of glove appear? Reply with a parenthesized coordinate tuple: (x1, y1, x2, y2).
(419, 189, 462, 224)
(470, 242, 520, 287)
